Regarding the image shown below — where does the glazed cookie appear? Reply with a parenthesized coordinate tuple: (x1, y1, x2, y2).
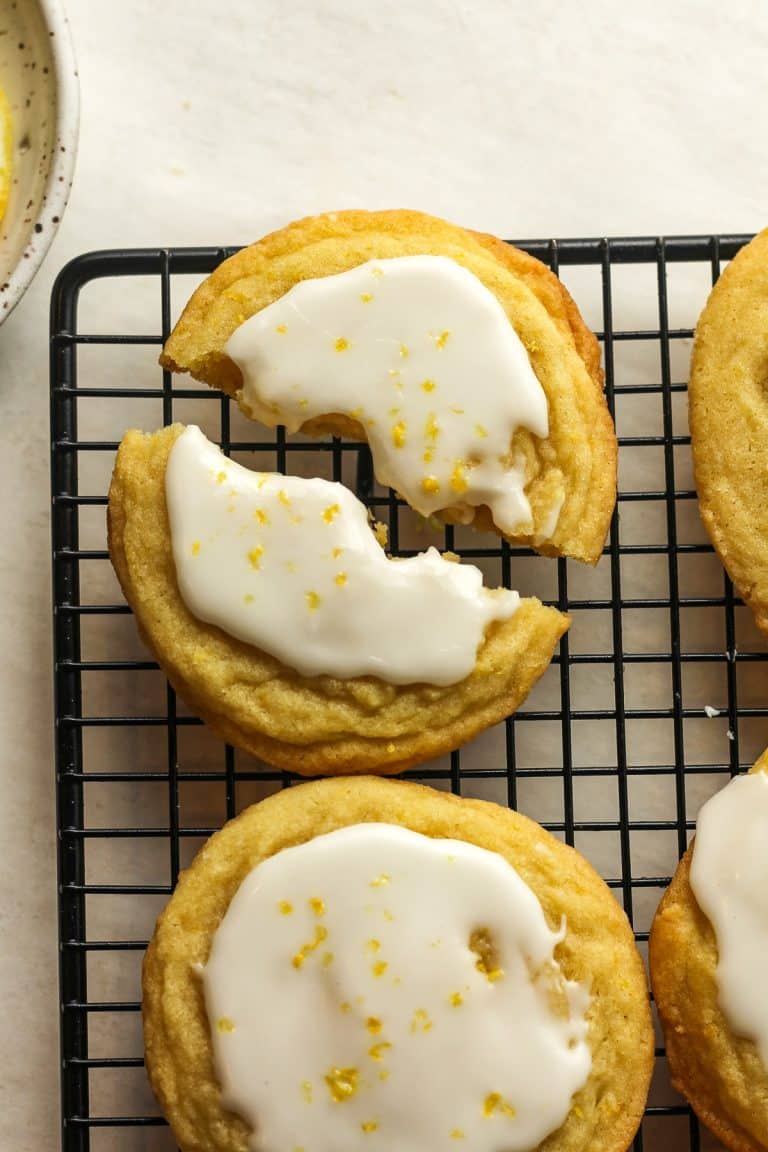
(689, 229, 768, 633)
(161, 210, 616, 565)
(143, 776, 654, 1152)
(108, 424, 568, 776)
(649, 751, 768, 1152)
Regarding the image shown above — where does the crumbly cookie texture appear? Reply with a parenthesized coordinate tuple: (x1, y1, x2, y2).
(689, 228, 768, 634)
(143, 776, 654, 1152)
(160, 209, 616, 565)
(649, 749, 768, 1152)
(108, 424, 568, 776)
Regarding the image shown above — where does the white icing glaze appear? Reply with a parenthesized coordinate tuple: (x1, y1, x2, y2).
(224, 255, 550, 536)
(689, 770, 768, 1067)
(204, 823, 591, 1152)
(165, 426, 519, 686)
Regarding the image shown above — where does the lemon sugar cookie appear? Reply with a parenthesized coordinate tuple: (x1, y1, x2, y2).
(689, 229, 768, 634)
(649, 751, 768, 1152)
(161, 210, 617, 565)
(108, 424, 569, 776)
(143, 777, 654, 1152)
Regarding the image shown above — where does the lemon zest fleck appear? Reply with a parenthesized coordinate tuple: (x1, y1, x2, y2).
(292, 924, 328, 968)
(324, 1066, 359, 1103)
(450, 462, 469, 494)
(483, 1092, 516, 1118)
(410, 1008, 432, 1033)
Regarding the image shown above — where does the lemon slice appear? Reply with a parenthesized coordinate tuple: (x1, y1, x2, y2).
(0, 87, 12, 225)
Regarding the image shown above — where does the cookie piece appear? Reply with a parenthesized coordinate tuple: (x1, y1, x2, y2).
(649, 751, 768, 1152)
(143, 776, 654, 1152)
(108, 424, 569, 776)
(689, 229, 768, 633)
(160, 209, 616, 565)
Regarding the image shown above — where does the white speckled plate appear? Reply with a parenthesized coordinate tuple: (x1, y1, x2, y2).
(0, 0, 78, 322)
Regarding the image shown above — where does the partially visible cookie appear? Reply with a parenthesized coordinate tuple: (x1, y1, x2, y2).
(143, 776, 654, 1152)
(161, 209, 616, 565)
(649, 750, 768, 1152)
(689, 229, 768, 633)
(108, 423, 569, 777)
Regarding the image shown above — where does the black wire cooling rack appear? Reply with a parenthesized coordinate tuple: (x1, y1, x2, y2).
(51, 235, 766, 1152)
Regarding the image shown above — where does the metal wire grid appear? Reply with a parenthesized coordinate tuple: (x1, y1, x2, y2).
(51, 235, 762, 1152)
